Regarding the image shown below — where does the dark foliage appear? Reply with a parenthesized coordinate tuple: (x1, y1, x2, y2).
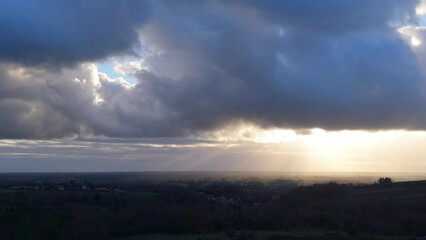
(0, 175, 425, 239)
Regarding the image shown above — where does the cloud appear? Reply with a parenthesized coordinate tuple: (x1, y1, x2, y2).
(242, 0, 418, 33)
(0, 0, 150, 67)
(125, 0, 426, 133)
(2, 130, 426, 172)
(113, 60, 145, 76)
(0, 0, 426, 139)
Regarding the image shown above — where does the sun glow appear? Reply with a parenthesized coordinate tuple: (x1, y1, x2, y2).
(411, 36, 422, 47)
(397, 27, 424, 49)
(252, 129, 297, 143)
(203, 124, 426, 172)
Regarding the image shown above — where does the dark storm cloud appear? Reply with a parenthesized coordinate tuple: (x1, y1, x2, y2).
(243, 0, 418, 33)
(0, 0, 150, 67)
(104, 0, 425, 135)
(0, 0, 426, 139)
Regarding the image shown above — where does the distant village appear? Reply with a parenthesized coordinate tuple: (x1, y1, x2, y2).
(2, 180, 125, 193)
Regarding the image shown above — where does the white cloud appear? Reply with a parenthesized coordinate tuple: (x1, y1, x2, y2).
(114, 60, 145, 76)
(416, 0, 426, 15)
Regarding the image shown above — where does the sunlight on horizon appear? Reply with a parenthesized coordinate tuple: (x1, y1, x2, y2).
(2, 127, 426, 172)
(187, 124, 426, 172)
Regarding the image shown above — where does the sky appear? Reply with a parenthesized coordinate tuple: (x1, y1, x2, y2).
(2, 0, 426, 172)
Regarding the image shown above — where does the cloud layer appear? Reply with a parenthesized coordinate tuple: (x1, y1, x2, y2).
(1, 0, 426, 139)
(0, 0, 150, 67)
